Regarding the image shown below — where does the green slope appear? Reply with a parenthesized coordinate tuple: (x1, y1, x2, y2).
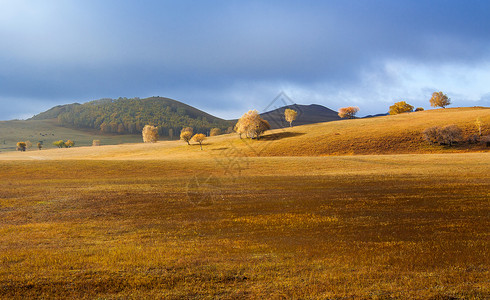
(30, 96, 233, 136)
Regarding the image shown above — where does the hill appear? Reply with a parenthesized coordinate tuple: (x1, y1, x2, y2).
(30, 96, 233, 136)
(259, 104, 341, 129)
(0, 119, 143, 152)
(2, 107, 488, 159)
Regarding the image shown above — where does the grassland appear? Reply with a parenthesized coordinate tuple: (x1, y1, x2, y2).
(0, 119, 143, 152)
(0, 107, 489, 298)
(1, 107, 488, 158)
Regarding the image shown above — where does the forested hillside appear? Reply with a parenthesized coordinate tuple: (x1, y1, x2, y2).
(30, 97, 233, 136)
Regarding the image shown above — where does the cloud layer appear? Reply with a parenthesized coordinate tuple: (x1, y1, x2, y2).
(1, 0, 490, 120)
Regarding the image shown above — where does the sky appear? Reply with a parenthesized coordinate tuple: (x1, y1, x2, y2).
(1, 0, 490, 120)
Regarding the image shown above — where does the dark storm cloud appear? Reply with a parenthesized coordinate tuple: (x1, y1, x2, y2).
(1, 0, 490, 120)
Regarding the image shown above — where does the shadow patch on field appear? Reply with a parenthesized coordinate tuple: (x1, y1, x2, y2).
(260, 131, 306, 141)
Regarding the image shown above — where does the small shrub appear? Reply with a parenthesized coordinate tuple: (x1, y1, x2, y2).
(92, 140, 101, 146)
(210, 128, 221, 136)
(415, 107, 424, 112)
(423, 125, 463, 146)
(467, 134, 479, 144)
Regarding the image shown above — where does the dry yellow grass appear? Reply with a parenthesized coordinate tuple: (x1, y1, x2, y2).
(0, 154, 488, 298)
(0, 107, 488, 298)
(1, 107, 488, 161)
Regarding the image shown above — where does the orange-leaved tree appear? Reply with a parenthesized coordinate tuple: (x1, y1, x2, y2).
(16, 142, 26, 152)
(192, 133, 206, 150)
(180, 127, 193, 145)
(65, 140, 75, 148)
(338, 106, 360, 119)
(389, 101, 414, 115)
(284, 108, 298, 127)
(234, 110, 270, 139)
(430, 91, 451, 108)
(142, 125, 159, 143)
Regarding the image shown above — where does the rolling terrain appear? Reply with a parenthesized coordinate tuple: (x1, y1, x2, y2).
(0, 107, 488, 298)
(2, 107, 488, 159)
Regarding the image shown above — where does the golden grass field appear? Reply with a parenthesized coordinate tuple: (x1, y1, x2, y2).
(0, 108, 489, 299)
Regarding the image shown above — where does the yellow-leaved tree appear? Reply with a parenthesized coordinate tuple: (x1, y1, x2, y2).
(142, 125, 159, 143)
(284, 108, 298, 127)
(180, 127, 193, 145)
(475, 117, 483, 137)
(234, 110, 270, 140)
(430, 91, 451, 108)
(192, 133, 206, 150)
(389, 101, 414, 115)
(338, 106, 360, 119)
(16, 142, 26, 152)
(65, 140, 75, 148)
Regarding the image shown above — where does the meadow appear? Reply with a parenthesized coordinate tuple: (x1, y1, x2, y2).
(0, 119, 142, 152)
(0, 153, 488, 299)
(0, 107, 489, 298)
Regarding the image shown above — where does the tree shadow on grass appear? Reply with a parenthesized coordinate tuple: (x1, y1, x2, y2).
(260, 131, 306, 141)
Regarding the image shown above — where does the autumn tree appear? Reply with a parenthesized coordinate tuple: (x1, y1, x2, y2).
(180, 127, 193, 145)
(65, 140, 75, 148)
(192, 133, 206, 150)
(37, 142, 43, 150)
(210, 128, 221, 136)
(338, 106, 360, 119)
(475, 117, 483, 137)
(53, 140, 65, 148)
(284, 108, 298, 127)
(142, 125, 159, 143)
(25, 140, 32, 150)
(92, 140, 101, 146)
(415, 107, 424, 112)
(16, 142, 26, 152)
(430, 91, 451, 108)
(234, 110, 271, 140)
(389, 101, 414, 115)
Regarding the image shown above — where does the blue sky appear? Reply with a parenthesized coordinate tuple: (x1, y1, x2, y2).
(1, 0, 490, 120)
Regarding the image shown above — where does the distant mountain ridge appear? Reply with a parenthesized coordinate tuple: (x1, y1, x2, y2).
(29, 96, 344, 136)
(259, 104, 341, 129)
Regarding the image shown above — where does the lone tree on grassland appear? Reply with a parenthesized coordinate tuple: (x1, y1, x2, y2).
(192, 133, 206, 150)
(430, 91, 451, 108)
(180, 127, 194, 145)
(16, 142, 26, 152)
(389, 101, 414, 115)
(475, 117, 483, 137)
(234, 110, 271, 140)
(284, 108, 298, 127)
(142, 125, 159, 143)
(65, 140, 75, 148)
(338, 106, 360, 119)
